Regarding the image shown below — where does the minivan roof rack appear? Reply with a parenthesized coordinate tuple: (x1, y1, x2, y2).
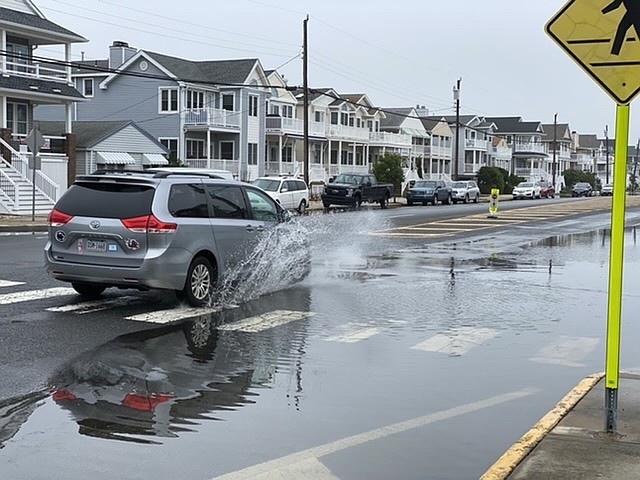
(88, 169, 224, 179)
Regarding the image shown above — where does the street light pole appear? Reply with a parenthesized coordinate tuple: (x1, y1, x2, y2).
(453, 78, 461, 181)
(552, 113, 558, 189)
(605, 125, 610, 185)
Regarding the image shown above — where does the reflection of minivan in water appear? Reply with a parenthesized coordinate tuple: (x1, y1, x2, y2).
(252, 176, 309, 214)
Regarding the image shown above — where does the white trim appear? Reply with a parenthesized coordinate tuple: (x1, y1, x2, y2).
(99, 51, 177, 90)
(158, 86, 178, 114)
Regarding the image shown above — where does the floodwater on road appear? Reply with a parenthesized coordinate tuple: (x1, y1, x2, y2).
(3, 211, 640, 480)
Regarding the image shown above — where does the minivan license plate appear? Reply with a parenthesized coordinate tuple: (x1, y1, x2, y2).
(86, 240, 107, 252)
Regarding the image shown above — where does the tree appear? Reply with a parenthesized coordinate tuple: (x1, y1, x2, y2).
(372, 153, 405, 197)
(562, 169, 599, 189)
(477, 167, 505, 194)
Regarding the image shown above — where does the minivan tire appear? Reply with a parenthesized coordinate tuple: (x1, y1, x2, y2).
(72, 282, 106, 298)
(182, 256, 215, 307)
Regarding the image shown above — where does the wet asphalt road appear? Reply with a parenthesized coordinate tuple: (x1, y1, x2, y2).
(2, 198, 640, 479)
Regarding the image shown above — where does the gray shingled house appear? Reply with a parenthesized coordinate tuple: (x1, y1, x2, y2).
(36, 41, 270, 181)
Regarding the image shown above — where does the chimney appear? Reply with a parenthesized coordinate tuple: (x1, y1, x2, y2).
(109, 41, 137, 69)
(415, 105, 429, 116)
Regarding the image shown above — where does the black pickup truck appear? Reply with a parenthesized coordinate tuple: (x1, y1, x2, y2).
(321, 173, 394, 210)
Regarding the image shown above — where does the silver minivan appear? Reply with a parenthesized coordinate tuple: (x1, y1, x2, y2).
(45, 170, 295, 306)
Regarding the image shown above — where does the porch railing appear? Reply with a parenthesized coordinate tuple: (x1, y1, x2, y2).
(0, 167, 17, 208)
(183, 108, 241, 129)
(5, 59, 68, 83)
(185, 158, 240, 175)
(0, 138, 59, 202)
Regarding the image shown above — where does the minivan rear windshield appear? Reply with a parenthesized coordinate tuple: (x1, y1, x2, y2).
(55, 183, 154, 218)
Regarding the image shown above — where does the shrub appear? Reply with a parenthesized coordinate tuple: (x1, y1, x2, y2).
(372, 153, 405, 196)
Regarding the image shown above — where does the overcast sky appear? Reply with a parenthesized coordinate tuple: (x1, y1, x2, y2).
(37, 0, 639, 143)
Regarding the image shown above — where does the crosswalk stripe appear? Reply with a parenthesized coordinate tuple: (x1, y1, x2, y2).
(217, 310, 313, 333)
(411, 327, 499, 356)
(0, 280, 25, 288)
(125, 306, 225, 323)
(0, 287, 75, 305)
(47, 295, 140, 314)
(530, 336, 599, 367)
(325, 323, 384, 343)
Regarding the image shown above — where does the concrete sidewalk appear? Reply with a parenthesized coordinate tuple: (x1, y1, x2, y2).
(482, 372, 640, 479)
(0, 214, 48, 232)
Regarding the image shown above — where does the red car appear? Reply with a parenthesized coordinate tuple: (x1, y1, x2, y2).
(537, 181, 556, 198)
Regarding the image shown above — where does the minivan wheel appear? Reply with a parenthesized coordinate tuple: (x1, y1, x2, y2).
(183, 256, 215, 307)
(72, 282, 106, 298)
(298, 199, 307, 215)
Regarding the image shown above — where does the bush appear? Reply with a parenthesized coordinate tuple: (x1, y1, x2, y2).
(476, 167, 523, 194)
(372, 153, 405, 196)
(562, 169, 599, 189)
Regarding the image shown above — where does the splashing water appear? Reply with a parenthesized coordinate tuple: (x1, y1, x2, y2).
(212, 210, 393, 307)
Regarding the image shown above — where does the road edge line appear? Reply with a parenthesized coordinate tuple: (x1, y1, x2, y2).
(480, 372, 604, 480)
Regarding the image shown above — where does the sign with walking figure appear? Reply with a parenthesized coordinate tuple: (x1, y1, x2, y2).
(546, 0, 640, 104)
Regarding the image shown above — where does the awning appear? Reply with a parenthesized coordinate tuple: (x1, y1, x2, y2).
(142, 153, 169, 165)
(96, 151, 136, 165)
(401, 128, 429, 138)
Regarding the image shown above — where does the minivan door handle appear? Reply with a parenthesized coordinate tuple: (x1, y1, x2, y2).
(246, 225, 255, 232)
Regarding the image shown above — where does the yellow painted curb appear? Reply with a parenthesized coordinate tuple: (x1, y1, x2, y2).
(480, 372, 604, 480)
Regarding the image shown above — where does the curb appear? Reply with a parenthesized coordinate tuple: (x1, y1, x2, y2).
(0, 224, 48, 233)
(480, 372, 604, 480)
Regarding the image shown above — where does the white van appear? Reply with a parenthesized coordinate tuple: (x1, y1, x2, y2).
(149, 167, 235, 180)
(252, 176, 310, 214)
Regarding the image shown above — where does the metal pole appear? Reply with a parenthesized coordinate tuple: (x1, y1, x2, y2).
(633, 138, 639, 195)
(453, 78, 461, 181)
(605, 125, 610, 185)
(303, 15, 309, 188)
(605, 104, 630, 433)
(552, 113, 558, 188)
(31, 155, 36, 221)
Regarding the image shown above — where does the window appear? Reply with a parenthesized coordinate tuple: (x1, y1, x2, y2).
(168, 184, 209, 218)
(207, 185, 248, 219)
(246, 189, 278, 222)
(282, 146, 293, 163)
(341, 113, 349, 125)
(83, 78, 94, 97)
(271, 104, 280, 116)
(248, 143, 258, 165)
(220, 141, 234, 160)
(159, 138, 178, 159)
(330, 112, 339, 125)
(160, 88, 178, 113)
(55, 183, 154, 219)
(314, 111, 325, 123)
(186, 139, 204, 159)
(249, 95, 259, 117)
(222, 94, 234, 111)
(330, 150, 338, 164)
(187, 90, 204, 109)
(7, 102, 28, 135)
(282, 105, 293, 118)
(6, 42, 28, 72)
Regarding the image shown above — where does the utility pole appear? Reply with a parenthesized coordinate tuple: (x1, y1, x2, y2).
(605, 125, 610, 185)
(552, 113, 558, 188)
(453, 78, 461, 181)
(633, 138, 639, 195)
(302, 15, 309, 188)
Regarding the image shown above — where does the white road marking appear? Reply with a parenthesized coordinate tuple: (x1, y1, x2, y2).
(530, 336, 599, 367)
(0, 280, 25, 288)
(0, 287, 75, 305)
(411, 327, 499, 356)
(325, 324, 384, 343)
(217, 310, 313, 333)
(47, 295, 140, 314)
(125, 306, 224, 323)
(209, 387, 539, 480)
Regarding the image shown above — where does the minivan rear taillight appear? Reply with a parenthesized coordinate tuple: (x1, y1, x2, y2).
(48, 209, 74, 226)
(121, 215, 177, 234)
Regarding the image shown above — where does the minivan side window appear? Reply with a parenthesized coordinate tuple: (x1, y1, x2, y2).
(207, 185, 248, 219)
(168, 184, 209, 218)
(246, 188, 279, 222)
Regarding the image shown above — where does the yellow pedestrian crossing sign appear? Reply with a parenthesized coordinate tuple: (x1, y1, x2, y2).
(546, 0, 640, 105)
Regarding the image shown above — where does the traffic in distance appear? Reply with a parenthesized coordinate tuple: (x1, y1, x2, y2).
(44, 169, 608, 308)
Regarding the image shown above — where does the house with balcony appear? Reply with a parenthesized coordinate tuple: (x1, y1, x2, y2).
(541, 122, 573, 183)
(377, 107, 426, 184)
(418, 116, 453, 180)
(36, 41, 271, 181)
(486, 117, 548, 182)
(490, 137, 512, 171)
(0, 0, 87, 215)
(430, 115, 495, 179)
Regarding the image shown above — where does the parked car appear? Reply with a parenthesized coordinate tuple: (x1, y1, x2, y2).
(601, 183, 613, 196)
(571, 182, 593, 197)
(512, 182, 541, 200)
(538, 181, 556, 198)
(45, 169, 301, 307)
(450, 180, 480, 204)
(252, 176, 309, 214)
(321, 173, 393, 210)
(406, 179, 452, 206)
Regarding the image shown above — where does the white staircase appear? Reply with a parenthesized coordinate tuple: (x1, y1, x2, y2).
(0, 140, 57, 215)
